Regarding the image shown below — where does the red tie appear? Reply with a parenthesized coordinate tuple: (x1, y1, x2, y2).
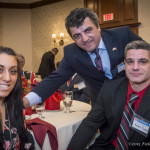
(95, 48, 104, 71)
(67, 77, 72, 87)
(116, 94, 138, 150)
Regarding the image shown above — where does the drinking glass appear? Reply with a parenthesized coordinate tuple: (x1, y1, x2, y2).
(63, 91, 73, 113)
(36, 103, 45, 119)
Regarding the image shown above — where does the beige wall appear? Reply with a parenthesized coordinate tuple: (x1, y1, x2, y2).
(138, 0, 150, 43)
(2, 9, 32, 72)
(0, 9, 3, 45)
(31, 0, 84, 72)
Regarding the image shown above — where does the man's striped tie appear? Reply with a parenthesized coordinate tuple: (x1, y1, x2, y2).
(94, 48, 104, 71)
(115, 93, 138, 150)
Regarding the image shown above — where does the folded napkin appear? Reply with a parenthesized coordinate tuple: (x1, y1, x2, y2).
(25, 117, 58, 150)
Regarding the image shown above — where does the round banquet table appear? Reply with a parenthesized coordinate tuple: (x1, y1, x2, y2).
(28, 100, 91, 150)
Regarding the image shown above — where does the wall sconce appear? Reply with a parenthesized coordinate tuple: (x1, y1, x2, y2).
(59, 33, 64, 46)
(52, 33, 65, 46)
(52, 34, 57, 46)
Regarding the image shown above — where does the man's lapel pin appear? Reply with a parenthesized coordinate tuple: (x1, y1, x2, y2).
(113, 47, 117, 51)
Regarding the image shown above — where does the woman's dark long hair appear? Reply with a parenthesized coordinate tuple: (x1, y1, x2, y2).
(0, 46, 26, 149)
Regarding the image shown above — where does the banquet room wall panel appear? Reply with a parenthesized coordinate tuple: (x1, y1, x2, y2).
(138, 0, 150, 44)
(2, 9, 32, 72)
(0, 9, 2, 46)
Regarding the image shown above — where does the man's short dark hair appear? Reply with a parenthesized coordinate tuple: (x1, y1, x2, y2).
(124, 40, 150, 58)
(52, 48, 59, 53)
(65, 8, 99, 37)
(17, 54, 25, 62)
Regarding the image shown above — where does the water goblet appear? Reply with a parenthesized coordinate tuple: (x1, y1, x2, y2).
(36, 103, 45, 119)
(63, 91, 73, 113)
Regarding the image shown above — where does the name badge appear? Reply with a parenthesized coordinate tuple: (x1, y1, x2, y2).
(77, 81, 86, 90)
(131, 114, 150, 137)
(117, 62, 124, 73)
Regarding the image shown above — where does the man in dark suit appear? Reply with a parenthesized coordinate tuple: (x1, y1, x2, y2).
(38, 48, 58, 79)
(59, 73, 91, 104)
(23, 8, 142, 108)
(67, 40, 150, 150)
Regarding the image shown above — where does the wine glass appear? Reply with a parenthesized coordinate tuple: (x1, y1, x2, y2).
(63, 91, 73, 113)
(36, 103, 45, 119)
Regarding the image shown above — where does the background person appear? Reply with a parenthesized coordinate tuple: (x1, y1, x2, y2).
(38, 48, 59, 79)
(67, 40, 150, 150)
(17, 54, 29, 97)
(57, 62, 91, 103)
(59, 73, 91, 104)
(23, 8, 142, 108)
(17, 54, 25, 76)
(0, 47, 34, 150)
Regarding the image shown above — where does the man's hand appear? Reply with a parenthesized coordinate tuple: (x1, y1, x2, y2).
(23, 97, 31, 108)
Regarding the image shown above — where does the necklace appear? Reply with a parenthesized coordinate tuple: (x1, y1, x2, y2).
(5, 102, 12, 150)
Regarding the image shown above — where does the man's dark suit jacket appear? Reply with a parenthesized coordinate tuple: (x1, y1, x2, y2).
(59, 73, 91, 103)
(68, 77, 150, 150)
(38, 51, 56, 79)
(32, 26, 142, 106)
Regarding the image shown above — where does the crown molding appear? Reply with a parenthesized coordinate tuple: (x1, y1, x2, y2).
(0, 2, 30, 9)
(31, 0, 64, 8)
(0, 0, 65, 9)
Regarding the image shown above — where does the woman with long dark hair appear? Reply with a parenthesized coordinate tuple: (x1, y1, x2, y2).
(0, 46, 34, 149)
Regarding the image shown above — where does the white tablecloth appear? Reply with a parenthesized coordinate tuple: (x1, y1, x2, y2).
(28, 100, 91, 150)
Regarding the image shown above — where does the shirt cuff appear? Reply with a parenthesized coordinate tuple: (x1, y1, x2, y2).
(25, 92, 42, 106)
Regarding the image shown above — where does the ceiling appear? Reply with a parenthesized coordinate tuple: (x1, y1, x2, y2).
(0, 0, 64, 8)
